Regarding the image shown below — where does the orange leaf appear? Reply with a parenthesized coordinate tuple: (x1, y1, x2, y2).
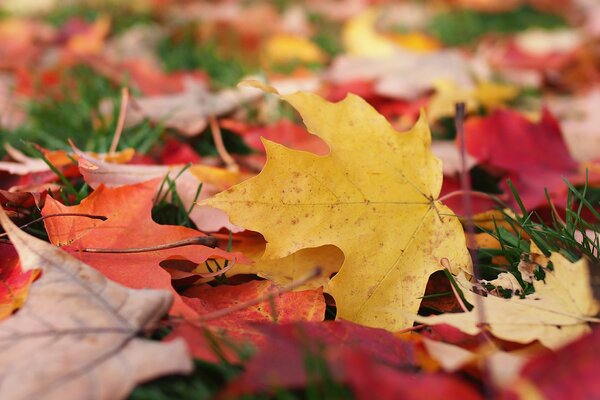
(41, 179, 242, 318)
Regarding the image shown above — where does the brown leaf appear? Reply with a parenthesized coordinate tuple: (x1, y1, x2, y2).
(0, 207, 192, 400)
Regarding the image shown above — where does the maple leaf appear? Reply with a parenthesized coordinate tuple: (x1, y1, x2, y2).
(76, 151, 242, 232)
(203, 91, 471, 331)
(224, 320, 417, 397)
(326, 50, 473, 100)
(0, 207, 192, 400)
(341, 351, 482, 400)
(417, 250, 600, 350)
(42, 179, 241, 318)
(169, 280, 326, 362)
(462, 108, 583, 209)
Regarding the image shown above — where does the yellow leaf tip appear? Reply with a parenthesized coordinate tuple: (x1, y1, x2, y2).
(237, 79, 280, 95)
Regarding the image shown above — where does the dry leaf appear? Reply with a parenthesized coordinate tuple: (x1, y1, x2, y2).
(326, 50, 474, 100)
(548, 88, 600, 162)
(76, 151, 243, 232)
(203, 91, 471, 331)
(417, 250, 600, 349)
(0, 207, 192, 400)
(112, 79, 262, 136)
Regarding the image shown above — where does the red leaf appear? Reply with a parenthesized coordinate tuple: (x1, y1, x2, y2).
(500, 328, 600, 400)
(462, 109, 580, 209)
(41, 179, 241, 318)
(342, 351, 482, 400)
(224, 321, 416, 396)
(158, 138, 202, 165)
(0, 243, 35, 320)
(168, 280, 325, 362)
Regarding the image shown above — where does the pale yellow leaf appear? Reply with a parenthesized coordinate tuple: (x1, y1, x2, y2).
(417, 251, 600, 349)
(0, 207, 192, 400)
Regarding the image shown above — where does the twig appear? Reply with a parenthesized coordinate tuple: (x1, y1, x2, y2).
(79, 236, 218, 253)
(209, 115, 239, 173)
(0, 213, 107, 239)
(396, 324, 426, 334)
(109, 87, 130, 155)
(456, 102, 495, 398)
(191, 267, 322, 323)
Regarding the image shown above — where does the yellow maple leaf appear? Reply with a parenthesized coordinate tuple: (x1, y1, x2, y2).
(203, 91, 471, 331)
(427, 80, 520, 121)
(262, 34, 326, 66)
(342, 9, 397, 57)
(416, 250, 599, 349)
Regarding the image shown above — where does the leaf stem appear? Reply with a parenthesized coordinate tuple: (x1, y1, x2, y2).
(78, 236, 218, 253)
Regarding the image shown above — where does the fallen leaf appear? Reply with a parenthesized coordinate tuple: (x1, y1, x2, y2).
(64, 16, 111, 55)
(0, 206, 192, 400)
(326, 50, 474, 100)
(76, 151, 243, 232)
(203, 91, 471, 331)
(224, 320, 417, 397)
(417, 249, 600, 349)
(342, 8, 398, 57)
(430, 141, 477, 176)
(262, 34, 326, 66)
(514, 28, 582, 58)
(0, 244, 35, 320)
(169, 280, 325, 361)
(41, 179, 242, 318)
(427, 80, 520, 121)
(548, 88, 600, 162)
(427, 80, 479, 122)
(342, 350, 482, 400)
(462, 108, 581, 209)
(113, 79, 261, 136)
(500, 327, 600, 399)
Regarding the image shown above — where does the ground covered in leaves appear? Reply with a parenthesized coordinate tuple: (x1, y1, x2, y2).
(0, 0, 600, 399)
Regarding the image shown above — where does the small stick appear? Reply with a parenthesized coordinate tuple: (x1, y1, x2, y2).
(209, 115, 239, 172)
(396, 324, 426, 334)
(456, 103, 495, 398)
(192, 267, 322, 323)
(79, 236, 218, 253)
(109, 87, 130, 155)
(0, 213, 107, 239)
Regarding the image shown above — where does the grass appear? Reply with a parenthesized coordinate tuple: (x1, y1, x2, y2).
(151, 164, 202, 229)
(476, 176, 600, 295)
(428, 5, 567, 47)
(8, 66, 163, 155)
(156, 26, 248, 88)
(43, 4, 154, 34)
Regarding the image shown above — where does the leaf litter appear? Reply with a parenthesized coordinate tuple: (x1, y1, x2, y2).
(0, 1, 599, 399)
